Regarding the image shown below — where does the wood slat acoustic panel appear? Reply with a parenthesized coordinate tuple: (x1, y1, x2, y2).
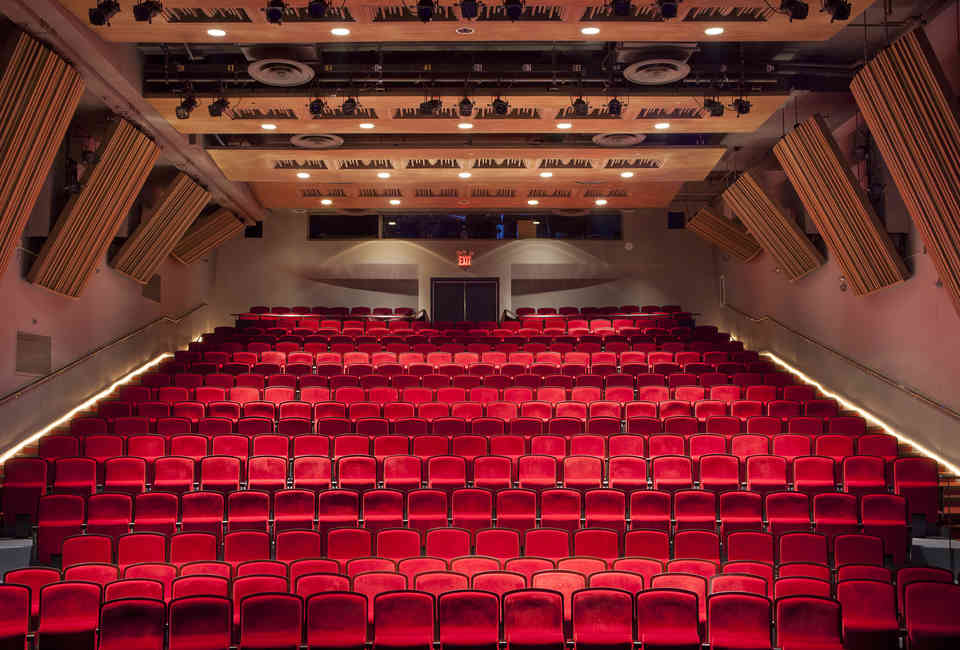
(722, 171, 823, 281)
(28, 119, 160, 297)
(0, 32, 84, 278)
(773, 114, 908, 295)
(111, 172, 211, 283)
(171, 207, 245, 264)
(851, 30, 960, 316)
(686, 206, 762, 262)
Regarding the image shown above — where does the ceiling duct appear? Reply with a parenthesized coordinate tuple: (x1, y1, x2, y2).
(244, 47, 318, 87)
(290, 134, 344, 149)
(618, 44, 697, 86)
(592, 133, 646, 147)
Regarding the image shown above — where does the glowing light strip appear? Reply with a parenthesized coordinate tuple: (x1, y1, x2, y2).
(760, 350, 960, 476)
(0, 353, 173, 465)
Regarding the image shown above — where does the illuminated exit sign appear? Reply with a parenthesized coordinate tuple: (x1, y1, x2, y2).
(457, 250, 474, 267)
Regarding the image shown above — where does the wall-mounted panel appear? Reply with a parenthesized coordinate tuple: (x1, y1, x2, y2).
(0, 32, 84, 277)
(111, 172, 211, 283)
(28, 119, 160, 296)
(686, 207, 762, 263)
(722, 171, 823, 281)
(172, 207, 245, 265)
(851, 29, 960, 315)
(773, 115, 908, 295)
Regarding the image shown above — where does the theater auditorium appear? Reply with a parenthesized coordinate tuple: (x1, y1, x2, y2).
(0, 0, 959, 648)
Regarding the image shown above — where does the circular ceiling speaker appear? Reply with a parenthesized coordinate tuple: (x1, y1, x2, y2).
(622, 58, 690, 85)
(290, 134, 344, 149)
(247, 59, 316, 87)
(592, 133, 647, 147)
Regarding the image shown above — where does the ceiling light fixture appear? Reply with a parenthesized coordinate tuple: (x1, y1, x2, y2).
(307, 0, 327, 18)
(731, 98, 751, 115)
(610, 0, 632, 16)
(527, 199, 539, 205)
(823, 0, 851, 21)
(309, 97, 326, 116)
(458, 97, 474, 117)
(207, 28, 227, 37)
(321, 199, 333, 205)
(260, 123, 278, 130)
(88, 0, 120, 25)
(330, 27, 351, 36)
(704, 26, 724, 35)
(656, 0, 678, 19)
(504, 0, 524, 21)
(532, 220, 541, 225)
(175, 95, 198, 120)
(341, 97, 358, 115)
(654, 121, 670, 130)
(571, 96, 589, 117)
(458, 172, 472, 178)
(595, 199, 608, 206)
(556, 122, 573, 129)
(539, 171, 553, 178)
(132, 0, 163, 22)
(265, 0, 286, 24)
(389, 199, 402, 206)
(780, 0, 809, 20)
(377, 172, 391, 179)
(296, 172, 310, 179)
(387, 220, 398, 225)
(457, 122, 474, 130)
(419, 97, 443, 116)
(417, 0, 438, 22)
(607, 97, 623, 117)
(581, 26, 600, 35)
(358, 122, 375, 129)
(704, 97, 725, 117)
(208, 97, 230, 117)
(620, 171, 634, 178)
(460, 0, 479, 19)
(491, 96, 510, 116)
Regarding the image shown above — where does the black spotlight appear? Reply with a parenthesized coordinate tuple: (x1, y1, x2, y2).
(780, 0, 808, 20)
(610, 0, 632, 16)
(175, 95, 198, 120)
(731, 98, 752, 116)
(504, 0, 524, 21)
(265, 0, 286, 24)
(132, 0, 162, 22)
(88, 0, 120, 26)
(460, 0, 478, 19)
(704, 98, 724, 117)
(419, 98, 442, 115)
(657, 0, 678, 19)
(341, 97, 358, 115)
(459, 97, 474, 117)
(307, 0, 327, 18)
(607, 97, 623, 117)
(491, 96, 510, 116)
(823, 0, 851, 21)
(417, 0, 436, 22)
(208, 97, 230, 117)
(571, 96, 589, 117)
(309, 97, 326, 116)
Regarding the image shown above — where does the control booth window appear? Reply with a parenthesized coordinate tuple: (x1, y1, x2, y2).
(382, 211, 622, 240)
(308, 213, 379, 239)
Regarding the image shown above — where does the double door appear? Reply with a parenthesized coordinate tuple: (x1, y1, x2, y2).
(430, 278, 499, 322)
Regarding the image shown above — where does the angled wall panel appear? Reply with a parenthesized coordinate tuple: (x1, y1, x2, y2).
(28, 119, 159, 296)
(722, 171, 824, 281)
(171, 208, 244, 265)
(0, 32, 84, 277)
(686, 207, 763, 263)
(111, 173, 210, 283)
(773, 115, 908, 295)
(851, 29, 960, 315)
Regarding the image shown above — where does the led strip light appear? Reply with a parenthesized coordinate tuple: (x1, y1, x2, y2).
(0, 353, 172, 465)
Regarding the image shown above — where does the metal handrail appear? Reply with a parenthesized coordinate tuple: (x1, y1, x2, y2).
(720, 276, 960, 424)
(0, 303, 208, 407)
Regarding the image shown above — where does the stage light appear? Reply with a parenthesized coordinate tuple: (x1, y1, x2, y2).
(492, 96, 510, 115)
(265, 0, 286, 24)
(504, 0, 524, 21)
(88, 0, 120, 26)
(731, 98, 751, 115)
(309, 98, 326, 116)
(175, 95, 198, 120)
(780, 0, 808, 20)
(657, 0, 678, 19)
(417, 0, 436, 22)
(704, 98, 724, 117)
(823, 0, 851, 21)
(607, 97, 623, 117)
(208, 97, 230, 117)
(610, 0, 632, 16)
(341, 97, 358, 115)
(419, 98, 443, 116)
(459, 97, 474, 117)
(571, 96, 589, 117)
(307, 0, 327, 18)
(132, 0, 162, 22)
(460, 0, 479, 18)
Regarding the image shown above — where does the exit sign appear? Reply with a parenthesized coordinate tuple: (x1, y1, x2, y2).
(456, 250, 474, 267)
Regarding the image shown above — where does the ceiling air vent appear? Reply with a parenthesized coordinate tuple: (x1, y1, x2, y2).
(592, 133, 647, 147)
(290, 134, 344, 149)
(622, 58, 691, 85)
(247, 59, 316, 87)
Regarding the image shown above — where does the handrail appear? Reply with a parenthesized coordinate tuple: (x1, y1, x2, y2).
(720, 276, 960, 423)
(0, 303, 208, 407)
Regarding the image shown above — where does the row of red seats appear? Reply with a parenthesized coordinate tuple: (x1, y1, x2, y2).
(249, 304, 679, 315)
(250, 306, 419, 315)
(234, 318, 689, 336)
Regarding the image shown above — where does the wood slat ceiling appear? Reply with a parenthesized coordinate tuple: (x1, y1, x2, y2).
(149, 92, 789, 135)
(59, 0, 869, 43)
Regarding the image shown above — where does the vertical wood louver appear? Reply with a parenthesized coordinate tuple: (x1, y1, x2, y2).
(171, 208, 245, 264)
(686, 207, 763, 263)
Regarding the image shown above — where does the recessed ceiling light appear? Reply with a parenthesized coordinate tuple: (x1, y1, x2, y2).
(296, 172, 310, 179)
(320, 199, 332, 206)
(458, 122, 474, 129)
(580, 26, 600, 35)
(527, 199, 539, 206)
(207, 28, 227, 37)
(458, 172, 472, 179)
(260, 123, 277, 130)
(359, 122, 375, 129)
(595, 199, 608, 206)
(387, 220, 397, 226)
(654, 122, 671, 130)
(620, 171, 634, 178)
(539, 171, 554, 178)
(704, 26, 725, 36)
(389, 199, 401, 205)
(556, 122, 573, 129)
(331, 27, 351, 36)
(532, 220, 541, 225)
(377, 172, 391, 179)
